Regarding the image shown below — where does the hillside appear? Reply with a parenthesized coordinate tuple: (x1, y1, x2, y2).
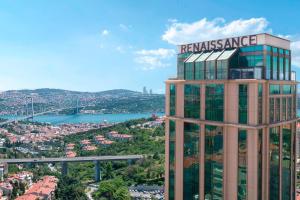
(0, 88, 165, 115)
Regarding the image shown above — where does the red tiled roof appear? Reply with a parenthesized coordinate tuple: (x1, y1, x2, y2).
(15, 176, 57, 200)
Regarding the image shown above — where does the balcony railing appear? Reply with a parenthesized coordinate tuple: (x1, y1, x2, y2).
(229, 67, 262, 80)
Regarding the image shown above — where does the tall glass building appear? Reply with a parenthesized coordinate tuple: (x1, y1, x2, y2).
(165, 33, 297, 200)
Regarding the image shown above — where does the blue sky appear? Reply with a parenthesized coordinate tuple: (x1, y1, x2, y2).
(1, 0, 300, 93)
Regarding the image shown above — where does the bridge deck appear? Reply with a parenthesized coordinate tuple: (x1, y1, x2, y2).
(0, 155, 143, 164)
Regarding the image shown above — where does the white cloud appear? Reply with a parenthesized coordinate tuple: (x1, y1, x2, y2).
(161, 17, 300, 68)
(291, 41, 300, 68)
(101, 29, 109, 36)
(134, 48, 176, 70)
(119, 24, 131, 31)
(115, 46, 124, 53)
(162, 17, 270, 45)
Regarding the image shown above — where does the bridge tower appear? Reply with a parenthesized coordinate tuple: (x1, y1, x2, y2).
(31, 97, 34, 120)
(76, 98, 79, 114)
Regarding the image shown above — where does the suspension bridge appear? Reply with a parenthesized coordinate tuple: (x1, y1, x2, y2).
(0, 97, 92, 126)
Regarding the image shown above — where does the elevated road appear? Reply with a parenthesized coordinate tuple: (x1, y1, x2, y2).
(0, 155, 143, 164)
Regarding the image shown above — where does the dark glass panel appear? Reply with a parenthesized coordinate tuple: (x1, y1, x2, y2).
(184, 122, 200, 199)
(282, 124, 291, 200)
(169, 120, 176, 200)
(205, 84, 224, 122)
(184, 84, 200, 119)
(205, 125, 223, 200)
(170, 84, 176, 116)
(238, 129, 247, 200)
(269, 127, 280, 200)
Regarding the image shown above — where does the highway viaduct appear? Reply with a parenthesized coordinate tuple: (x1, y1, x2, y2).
(0, 155, 143, 182)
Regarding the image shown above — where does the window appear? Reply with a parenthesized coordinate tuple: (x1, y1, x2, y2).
(282, 98, 287, 121)
(216, 60, 228, 79)
(269, 84, 280, 95)
(195, 61, 205, 80)
(285, 58, 290, 80)
(269, 127, 280, 200)
(272, 56, 278, 80)
(184, 123, 200, 199)
(275, 98, 280, 122)
(279, 57, 284, 80)
(238, 129, 247, 200)
(239, 55, 264, 67)
(184, 84, 200, 119)
(205, 84, 224, 122)
(266, 55, 271, 79)
(282, 85, 291, 94)
(240, 45, 263, 52)
(287, 97, 292, 120)
(205, 125, 223, 200)
(170, 84, 176, 116)
(169, 120, 176, 200)
(178, 53, 192, 79)
(185, 62, 194, 80)
(206, 61, 216, 80)
(269, 98, 274, 123)
(239, 84, 248, 124)
(282, 124, 292, 200)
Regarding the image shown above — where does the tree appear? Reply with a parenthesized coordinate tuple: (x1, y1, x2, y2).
(113, 187, 130, 200)
(55, 175, 88, 200)
(93, 178, 130, 200)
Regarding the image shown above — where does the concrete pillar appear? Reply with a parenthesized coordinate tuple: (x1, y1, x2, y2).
(61, 161, 68, 176)
(247, 129, 258, 200)
(224, 126, 238, 200)
(176, 83, 184, 118)
(164, 119, 170, 200)
(175, 120, 183, 200)
(94, 161, 101, 182)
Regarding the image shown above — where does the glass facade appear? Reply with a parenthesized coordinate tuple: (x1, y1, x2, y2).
(282, 124, 292, 200)
(170, 36, 296, 200)
(185, 62, 194, 80)
(170, 84, 176, 116)
(238, 129, 247, 200)
(169, 120, 176, 200)
(195, 61, 205, 80)
(206, 60, 216, 80)
(178, 53, 192, 79)
(204, 125, 223, 200)
(238, 84, 248, 124)
(216, 60, 228, 79)
(270, 98, 275, 123)
(184, 84, 200, 119)
(184, 123, 200, 199)
(270, 84, 280, 94)
(205, 84, 224, 122)
(269, 127, 280, 200)
(177, 44, 292, 81)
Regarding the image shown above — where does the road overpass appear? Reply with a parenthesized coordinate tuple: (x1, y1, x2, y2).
(0, 155, 143, 182)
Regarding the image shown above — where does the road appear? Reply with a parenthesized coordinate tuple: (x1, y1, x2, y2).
(0, 155, 143, 164)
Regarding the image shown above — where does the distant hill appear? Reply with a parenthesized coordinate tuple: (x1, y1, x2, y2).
(0, 88, 164, 115)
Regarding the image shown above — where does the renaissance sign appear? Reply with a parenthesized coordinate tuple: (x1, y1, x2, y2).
(178, 35, 258, 54)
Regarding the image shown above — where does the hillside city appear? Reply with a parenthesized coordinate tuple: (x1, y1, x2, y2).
(0, 88, 166, 200)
